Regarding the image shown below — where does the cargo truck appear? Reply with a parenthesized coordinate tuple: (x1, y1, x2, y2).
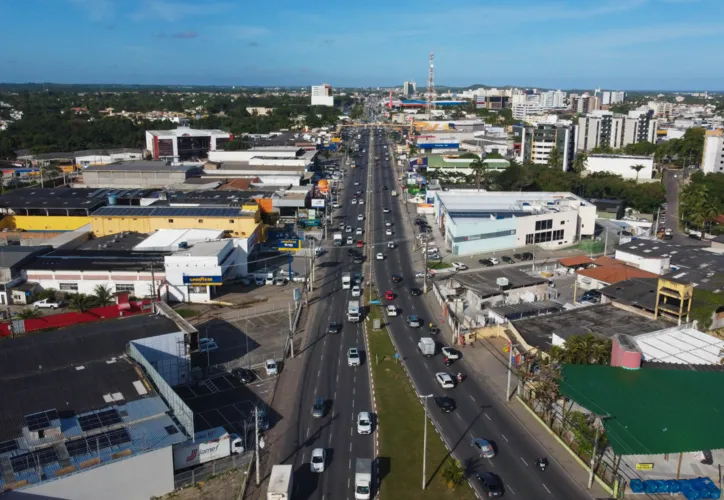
(418, 337, 435, 357)
(172, 427, 243, 471)
(334, 232, 343, 246)
(348, 300, 361, 323)
(267, 464, 293, 500)
(354, 458, 372, 499)
(342, 273, 351, 289)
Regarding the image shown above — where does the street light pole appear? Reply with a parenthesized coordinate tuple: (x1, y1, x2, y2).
(506, 340, 513, 401)
(418, 393, 433, 490)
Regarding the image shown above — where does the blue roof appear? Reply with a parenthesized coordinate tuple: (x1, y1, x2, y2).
(93, 206, 245, 218)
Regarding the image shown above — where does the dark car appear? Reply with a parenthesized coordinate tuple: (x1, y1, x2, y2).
(328, 322, 342, 334)
(502, 256, 515, 264)
(479, 259, 494, 267)
(513, 253, 523, 260)
(312, 398, 326, 418)
(522, 252, 534, 261)
(434, 396, 456, 413)
(348, 249, 358, 256)
(353, 256, 364, 264)
(410, 288, 423, 296)
(391, 274, 403, 283)
(232, 368, 255, 384)
(478, 472, 504, 497)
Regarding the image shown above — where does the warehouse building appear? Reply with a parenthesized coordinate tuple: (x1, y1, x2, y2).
(81, 161, 201, 189)
(431, 190, 596, 256)
(145, 127, 232, 161)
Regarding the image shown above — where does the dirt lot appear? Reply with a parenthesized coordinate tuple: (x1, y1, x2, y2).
(154, 468, 248, 500)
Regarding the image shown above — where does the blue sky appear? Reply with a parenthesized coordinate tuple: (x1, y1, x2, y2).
(1, 0, 723, 90)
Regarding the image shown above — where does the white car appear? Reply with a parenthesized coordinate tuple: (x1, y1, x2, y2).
(386, 305, 398, 316)
(354, 181, 360, 186)
(356, 227, 363, 235)
(358, 199, 365, 205)
(435, 372, 455, 389)
(385, 221, 393, 227)
(383, 208, 390, 213)
(452, 262, 468, 271)
(265, 359, 278, 376)
(332, 202, 340, 208)
(310, 448, 326, 473)
(488, 257, 500, 265)
(387, 241, 395, 249)
(347, 347, 361, 367)
(33, 298, 64, 309)
(357, 411, 372, 435)
(385, 229, 393, 236)
(351, 198, 358, 205)
(376, 253, 384, 260)
(345, 225, 352, 232)
(351, 285, 361, 297)
(441, 347, 460, 360)
(339, 222, 345, 229)
(357, 214, 364, 221)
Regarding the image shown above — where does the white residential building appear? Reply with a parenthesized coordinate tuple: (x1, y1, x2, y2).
(702, 129, 724, 173)
(520, 121, 576, 170)
(577, 111, 658, 152)
(403, 81, 416, 97)
(540, 90, 566, 109)
(648, 101, 673, 117)
(512, 94, 542, 119)
(585, 155, 654, 181)
(570, 93, 601, 114)
(601, 91, 626, 106)
(311, 84, 334, 106)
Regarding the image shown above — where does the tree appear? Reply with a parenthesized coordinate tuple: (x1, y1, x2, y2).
(440, 458, 466, 489)
(15, 308, 41, 320)
(408, 144, 418, 156)
(680, 183, 718, 230)
(40, 164, 62, 180)
(630, 164, 646, 182)
(93, 285, 114, 307)
(68, 293, 94, 312)
(571, 152, 588, 175)
(469, 155, 490, 191)
(547, 147, 562, 170)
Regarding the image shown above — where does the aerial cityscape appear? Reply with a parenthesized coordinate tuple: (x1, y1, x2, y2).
(0, 1, 723, 500)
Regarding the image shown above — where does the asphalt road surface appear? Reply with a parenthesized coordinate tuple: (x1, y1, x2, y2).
(369, 128, 594, 499)
(275, 129, 374, 500)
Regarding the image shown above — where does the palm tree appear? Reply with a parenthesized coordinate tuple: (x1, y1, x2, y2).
(630, 164, 646, 182)
(16, 308, 42, 320)
(681, 184, 718, 231)
(547, 147, 562, 170)
(39, 164, 62, 187)
(440, 458, 466, 489)
(93, 285, 114, 307)
(571, 152, 588, 175)
(469, 155, 489, 191)
(68, 293, 94, 312)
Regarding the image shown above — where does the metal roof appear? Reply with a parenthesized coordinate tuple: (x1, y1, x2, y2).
(635, 327, 724, 365)
(93, 206, 244, 218)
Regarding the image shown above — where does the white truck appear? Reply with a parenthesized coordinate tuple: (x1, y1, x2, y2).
(172, 427, 243, 471)
(418, 337, 435, 357)
(342, 273, 352, 289)
(334, 232, 343, 246)
(348, 300, 361, 323)
(267, 464, 293, 500)
(355, 458, 373, 500)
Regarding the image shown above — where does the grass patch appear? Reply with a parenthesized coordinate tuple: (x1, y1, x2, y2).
(691, 289, 724, 331)
(571, 239, 605, 254)
(366, 305, 476, 499)
(175, 308, 199, 319)
(428, 261, 452, 270)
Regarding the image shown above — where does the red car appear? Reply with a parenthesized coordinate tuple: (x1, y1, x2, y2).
(384, 290, 395, 300)
(356, 240, 364, 248)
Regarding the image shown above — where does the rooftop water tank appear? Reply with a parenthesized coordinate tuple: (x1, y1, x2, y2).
(611, 333, 642, 369)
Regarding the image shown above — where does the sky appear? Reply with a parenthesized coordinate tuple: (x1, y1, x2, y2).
(1, 0, 723, 90)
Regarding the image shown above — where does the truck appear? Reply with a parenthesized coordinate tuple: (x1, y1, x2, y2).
(267, 464, 293, 500)
(334, 232, 343, 246)
(172, 427, 243, 471)
(348, 300, 361, 323)
(391, 190, 398, 197)
(354, 458, 373, 500)
(342, 273, 352, 289)
(418, 337, 435, 357)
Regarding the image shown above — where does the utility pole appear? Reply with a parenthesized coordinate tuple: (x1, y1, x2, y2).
(254, 407, 260, 486)
(506, 340, 514, 401)
(287, 302, 295, 359)
(419, 393, 433, 490)
(423, 235, 429, 294)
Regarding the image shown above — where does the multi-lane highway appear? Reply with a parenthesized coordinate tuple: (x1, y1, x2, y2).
(369, 128, 593, 499)
(275, 129, 374, 500)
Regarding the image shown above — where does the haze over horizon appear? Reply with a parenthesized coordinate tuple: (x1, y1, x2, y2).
(1, 0, 723, 91)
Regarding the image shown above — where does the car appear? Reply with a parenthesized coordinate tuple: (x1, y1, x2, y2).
(441, 347, 460, 360)
(513, 253, 523, 260)
(241, 275, 253, 286)
(358, 199, 364, 205)
(522, 252, 534, 261)
(198, 339, 219, 352)
(273, 277, 287, 286)
(385, 228, 393, 236)
(332, 202, 340, 208)
(391, 274, 402, 283)
(384, 290, 395, 300)
(488, 257, 500, 265)
(312, 397, 326, 418)
(406, 315, 421, 328)
(33, 298, 65, 309)
(385, 221, 393, 227)
(356, 227, 363, 235)
(254, 276, 266, 285)
(351, 198, 358, 205)
(265, 276, 274, 285)
(265, 359, 278, 376)
(232, 368, 255, 384)
(351, 285, 361, 297)
(347, 236, 354, 245)
(376, 252, 384, 260)
(435, 372, 455, 389)
(347, 347, 361, 367)
(353, 256, 364, 264)
(410, 287, 422, 296)
(339, 222, 346, 230)
(357, 214, 364, 221)
(356, 240, 364, 248)
(471, 437, 496, 458)
(310, 448, 326, 472)
(357, 411, 372, 434)
(477, 472, 504, 497)
(354, 181, 360, 186)
(383, 208, 390, 213)
(502, 256, 515, 264)
(328, 322, 342, 334)
(434, 396, 456, 413)
(452, 262, 468, 271)
(386, 305, 398, 316)
(387, 241, 396, 249)
(345, 225, 353, 232)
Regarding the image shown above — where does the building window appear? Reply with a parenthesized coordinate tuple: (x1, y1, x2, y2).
(59, 283, 78, 292)
(229, 220, 235, 223)
(526, 234, 534, 245)
(189, 285, 208, 294)
(168, 219, 174, 223)
(535, 219, 553, 231)
(552, 230, 564, 241)
(561, 220, 565, 225)
(198, 219, 204, 223)
(116, 284, 135, 293)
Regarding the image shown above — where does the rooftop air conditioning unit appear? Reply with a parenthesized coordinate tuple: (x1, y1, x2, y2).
(496, 277, 509, 288)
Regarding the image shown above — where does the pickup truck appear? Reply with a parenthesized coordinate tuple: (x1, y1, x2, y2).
(33, 298, 64, 309)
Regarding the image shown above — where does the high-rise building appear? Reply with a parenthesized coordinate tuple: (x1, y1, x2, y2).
(520, 121, 576, 170)
(540, 90, 567, 109)
(570, 93, 601, 114)
(601, 91, 626, 106)
(512, 94, 542, 119)
(311, 84, 334, 106)
(611, 91, 625, 104)
(702, 129, 724, 173)
(576, 111, 658, 152)
(403, 81, 417, 98)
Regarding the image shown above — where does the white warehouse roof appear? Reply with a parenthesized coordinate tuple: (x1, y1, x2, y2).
(635, 327, 724, 365)
(134, 228, 225, 252)
(146, 127, 229, 138)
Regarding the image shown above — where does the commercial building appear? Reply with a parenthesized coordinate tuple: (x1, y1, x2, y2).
(569, 93, 600, 114)
(311, 84, 334, 107)
(601, 91, 625, 106)
(585, 154, 654, 180)
(430, 190, 596, 256)
(74, 148, 144, 167)
(403, 81, 416, 98)
(145, 127, 232, 161)
(576, 111, 658, 152)
(0, 246, 52, 305)
(702, 129, 724, 174)
(475, 95, 510, 110)
(520, 121, 576, 170)
(81, 161, 201, 189)
(416, 134, 461, 153)
(208, 146, 316, 167)
(512, 94, 542, 119)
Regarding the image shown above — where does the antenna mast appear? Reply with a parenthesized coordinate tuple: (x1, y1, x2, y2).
(426, 52, 436, 113)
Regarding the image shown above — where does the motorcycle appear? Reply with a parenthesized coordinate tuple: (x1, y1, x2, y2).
(444, 357, 452, 367)
(536, 458, 548, 471)
(457, 373, 464, 384)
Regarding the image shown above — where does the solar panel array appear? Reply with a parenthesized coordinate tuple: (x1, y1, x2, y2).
(94, 206, 242, 218)
(10, 447, 59, 472)
(24, 409, 59, 432)
(78, 409, 122, 432)
(65, 428, 132, 458)
(0, 439, 18, 454)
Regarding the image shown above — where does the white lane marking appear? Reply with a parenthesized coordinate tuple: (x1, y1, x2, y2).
(328, 432, 333, 446)
(350, 427, 353, 436)
(455, 413, 462, 421)
(485, 413, 491, 421)
(543, 483, 552, 494)
(336, 373, 339, 383)
(469, 394, 475, 402)
(349, 442, 353, 452)
(306, 428, 310, 438)
(508, 485, 516, 495)
(502, 434, 509, 442)
(353, 387, 356, 395)
(520, 457, 528, 466)
(317, 369, 321, 378)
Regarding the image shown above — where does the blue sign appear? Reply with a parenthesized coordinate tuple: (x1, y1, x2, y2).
(370, 299, 381, 305)
(183, 275, 223, 286)
(279, 239, 302, 251)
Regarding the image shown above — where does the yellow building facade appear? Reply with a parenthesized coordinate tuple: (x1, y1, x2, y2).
(2, 215, 91, 231)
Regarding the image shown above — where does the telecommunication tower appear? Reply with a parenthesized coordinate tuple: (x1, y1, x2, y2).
(426, 52, 436, 112)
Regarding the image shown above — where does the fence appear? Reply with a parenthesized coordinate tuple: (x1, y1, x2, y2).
(173, 451, 254, 490)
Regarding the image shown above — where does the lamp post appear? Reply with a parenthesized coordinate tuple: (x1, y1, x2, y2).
(418, 393, 433, 489)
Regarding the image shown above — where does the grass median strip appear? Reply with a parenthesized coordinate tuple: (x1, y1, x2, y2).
(366, 305, 476, 499)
